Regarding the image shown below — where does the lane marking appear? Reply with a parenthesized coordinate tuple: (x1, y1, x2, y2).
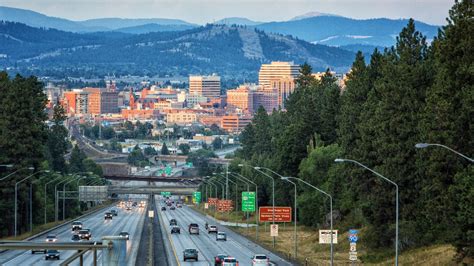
(157, 200, 181, 266)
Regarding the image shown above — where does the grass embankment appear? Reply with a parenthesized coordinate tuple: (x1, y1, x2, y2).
(2, 201, 112, 241)
(192, 205, 458, 265)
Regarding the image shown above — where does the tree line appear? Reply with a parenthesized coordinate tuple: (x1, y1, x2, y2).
(0, 72, 104, 237)
(232, 1, 472, 262)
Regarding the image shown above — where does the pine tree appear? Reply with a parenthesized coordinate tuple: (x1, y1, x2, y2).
(46, 103, 69, 172)
(161, 143, 170, 155)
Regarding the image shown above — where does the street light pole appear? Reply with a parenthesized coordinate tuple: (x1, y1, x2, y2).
(252, 166, 276, 248)
(216, 173, 238, 215)
(44, 175, 65, 224)
(14, 170, 49, 237)
(55, 176, 76, 222)
(1, 167, 34, 182)
(335, 158, 399, 266)
(228, 171, 259, 240)
(227, 173, 251, 233)
(284, 176, 333, 266)
(415, 143, 473, 163)
(281, 177, 298, 259)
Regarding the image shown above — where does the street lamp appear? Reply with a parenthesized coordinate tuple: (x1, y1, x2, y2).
(228, 171, 259, 240)
(14, 170, 49, 236)
(44, 174, 64, 224)
(283, 176, 333, 266)
(280, 177, 298, 259)
(415, 143, 473, 163)
(240, 164, 276, 248)
(55, 175, 77, 222)
(209, 177, 225, 199)
(335, 158, 399, 266)
(1, 167, 34, 182)
(215, 173, 238, 214)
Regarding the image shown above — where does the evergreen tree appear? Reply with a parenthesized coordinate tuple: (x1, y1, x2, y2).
(69, 145, 86, 173)
(161, 143, 170, 155)
(46, 103, 69, 172)
(178, 144, 191, 155)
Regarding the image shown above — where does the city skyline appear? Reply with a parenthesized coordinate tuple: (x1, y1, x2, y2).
(0, 0, 453, 25)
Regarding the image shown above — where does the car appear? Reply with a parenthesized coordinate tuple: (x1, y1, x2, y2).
(169, 219, 177, 226)
(132, 202, 137, 207)
(72, 221, 83, 231)
(104, 212, 113, 220)
(78, 229, 91, 240)
(171, 226, 181, 234)
(176, 204, 182, 208)
(222, 257, 239, 266)
(161, 206, 166, 211)
(208, 225, 218, 234)
(188, 223, 199, 235)
(216, 232, 227, 241)
(126, 206, 132, 211)
(71, 234, 81, 241)
(214, 254, 228, 266)
(110, 209, 118, 216)
(46, 234, 57, 242)
(119, 231, 129, 240)
(44, 250, 60, 260)
(183, 248, 198, 261)
(170, 206, 176, 210)
(251, 254, 270, 266)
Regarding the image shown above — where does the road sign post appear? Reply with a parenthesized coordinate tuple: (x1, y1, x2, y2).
(348, 229, 358, 262)
(259, 206, 292, 222)
(319, 230, 338, 244)
(192, 192, 201, 204)
(270, 224, 279, 237)
(160, 192, 171, 197)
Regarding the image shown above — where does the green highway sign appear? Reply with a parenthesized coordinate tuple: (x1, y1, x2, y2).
(242, 191, 256, 212)
(193, 191, 202, 204)
(161, 192, 171, 196)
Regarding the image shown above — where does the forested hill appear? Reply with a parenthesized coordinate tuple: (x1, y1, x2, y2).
(0, 21, 355, 79)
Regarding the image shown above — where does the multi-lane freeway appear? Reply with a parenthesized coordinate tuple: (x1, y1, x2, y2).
(0, 199, 146, 266)
(156, 196, 291, 266)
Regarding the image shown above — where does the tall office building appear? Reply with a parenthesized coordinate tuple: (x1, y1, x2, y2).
(226, 85, 254, 114)
(258, 61, 300, 108)
(83, 87, 119, 114)
(63, 90, 89, 115)
(189, 75, 221, 100)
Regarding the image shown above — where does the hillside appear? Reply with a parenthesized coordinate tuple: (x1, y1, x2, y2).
(0, 22, 355, 79)
(255, 16, 439, 47)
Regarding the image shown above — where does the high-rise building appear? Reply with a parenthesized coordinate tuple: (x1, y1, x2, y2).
(63, 90, 89, 115)
(258, 61, 300, 108)
(226, 85, 254, 113)
(189, 75, 221, 100)
(83, 87, 119, 114)
(253, 86, 279, 113)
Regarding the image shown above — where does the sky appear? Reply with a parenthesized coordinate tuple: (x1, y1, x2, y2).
(0, 0, 454, 25)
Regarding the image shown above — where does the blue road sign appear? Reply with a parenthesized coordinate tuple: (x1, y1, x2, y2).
(349, 229, 358, 235)
(348, 235, 358, 243)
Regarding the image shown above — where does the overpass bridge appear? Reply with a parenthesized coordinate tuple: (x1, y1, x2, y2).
(108, 185, 198, 195)
(104, 175, 202, 183)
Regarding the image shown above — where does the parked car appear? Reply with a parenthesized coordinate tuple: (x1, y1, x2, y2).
(208, 225, 218, 234)
(216, 232, 227, 241)
(188, 223, 199, 235)
(171, 226, 181, 234)
(214, 254, 228, 266)
(251, 254, 270, 266)
(78, 229, 91, 240)
(104, 212, 113, 220)
(44, 250, 60, 260)
(119, 231, 129, 240)
(222, 257, 239, 266)
(72, 221, 82, 231)
(183, 248, 198, 261)
(169, 219, 177, 226)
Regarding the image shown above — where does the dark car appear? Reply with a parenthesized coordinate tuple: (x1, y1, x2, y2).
(170, 206, 176, 210)
(78, 229, 91, 240)
(188, 223, 199, 235)
(170, 219, 177, 226)
(104, 212, 113, 220)
(183, 248, 198, 261)
(119, 231, 129, 240)
(161, 206, 166, 211)
(71, 234, 81, 241)
(171, 226, 181, 234)
(214, 254, 228, 266)
(45, 250, 60, 260)
(110, 209, 118, 216)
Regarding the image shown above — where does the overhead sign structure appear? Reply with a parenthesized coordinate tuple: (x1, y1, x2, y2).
(160, 192, 171, 197)
(319, 230, 338, 244)
(259, 207, 292, 222)
(217, 200, 234, 212)
(192, 192, 201, 204)
(241, 192, 256, 212)
(270, 224, 279, 237)
(208, 198, 218, 206)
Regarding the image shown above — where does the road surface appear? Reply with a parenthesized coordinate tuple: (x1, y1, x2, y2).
(0, 200, 146, 266)
(156, 196, 292, 266)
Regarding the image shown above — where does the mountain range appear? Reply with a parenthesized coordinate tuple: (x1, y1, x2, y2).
(0, 21, 355, 80)
(0, 6, 440, 49)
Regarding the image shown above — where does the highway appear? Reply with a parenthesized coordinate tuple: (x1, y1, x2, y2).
(0, 199, 146, 266)
(156, 196, 292, 266)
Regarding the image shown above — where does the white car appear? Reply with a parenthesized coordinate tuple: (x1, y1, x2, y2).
(45, 235, 57, 242)
(251, 254, 270, 266)
(216, 231, 227, 241)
